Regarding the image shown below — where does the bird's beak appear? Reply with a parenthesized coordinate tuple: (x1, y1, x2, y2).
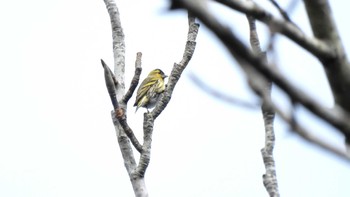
(163, 75, 168, 78)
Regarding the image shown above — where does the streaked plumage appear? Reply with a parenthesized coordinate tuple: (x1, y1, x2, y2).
(134, 69, 167, 112)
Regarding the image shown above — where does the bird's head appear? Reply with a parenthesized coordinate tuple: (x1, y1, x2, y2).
(149, 69, 168, 79)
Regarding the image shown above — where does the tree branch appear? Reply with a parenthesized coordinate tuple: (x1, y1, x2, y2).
(111, 112, 137, 173)
(118, 115, 143, 153)
(103, 6, 200, 196)
(246, 14, 280, 197)
(151, 14, 200, 119)
(103, 1, 148, 196)
(276, 106, 350, 162)
(172, 0, 350, 157)
(101, 59, 143, 153)
(103, 0, 126, 98)
(188, 73, 258, 109)
(123, 52, 142, 104)
(213, 0, 334, 59)
(101, 59, 119, 110)
(267, 0, 292, 23)
(136, 113, 154, 177)
(303, 0, 350, 143)
(249, 75, 350, 162)
(130, 13, 200, 183)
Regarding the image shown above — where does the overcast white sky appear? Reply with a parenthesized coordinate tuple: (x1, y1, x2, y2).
(1, 0, 350, 196)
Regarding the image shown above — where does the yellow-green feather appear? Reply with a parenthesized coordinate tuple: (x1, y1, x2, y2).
(134, 69, 166, 112)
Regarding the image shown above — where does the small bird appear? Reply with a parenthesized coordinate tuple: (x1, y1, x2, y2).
(134, 69, 168, 112)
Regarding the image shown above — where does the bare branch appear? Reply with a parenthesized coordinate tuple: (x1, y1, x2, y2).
(103, 0, 126, 98)
(304, 0, 350, 144)
(117, 114, 143, 153)
(151, 14, 200, 119)
(252, 80, 350, 162)
(102, 58, 143, 153)
(303, 0, 340, 42)
(247, 16, 262, 54)
(136, 113, 154, 177)
(103, 0, 144, 156)
(242, 58, 350, 163)
(172, 0, 350, 155)
(188, 73, 258, 109)
(267, 0, 292, 23)
(243, 62, 350, 163)
(101, 59, 142, 155)
(123, 52, 143, 104)
(246, 14, 280, 197)
(213, 0, 334, 59)
(132, 14, 200, 181)
(103, 1, 148, 196)
(101, 59, 119, 110)
(275, 107, 350, 162)
(111, 112, 137, 173)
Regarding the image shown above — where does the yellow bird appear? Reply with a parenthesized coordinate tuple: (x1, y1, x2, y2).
(134, 69, 168, 112)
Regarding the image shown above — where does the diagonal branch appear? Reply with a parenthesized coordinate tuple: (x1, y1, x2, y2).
(257, 86, 350, 162)
(134, 14, 200, 178)
(118, 116, 143, 153)
(276, 106, 350, 162)
(189, 73, 258, 109)
(101, 59, 143, 154)
(101, 59, 119, 110)
(123, 52, 142, 104)
(172, 0, 350, 157)
(151, 14, 200, 119)
(267, 0, 292, 23)
(213, 0, 334, 59)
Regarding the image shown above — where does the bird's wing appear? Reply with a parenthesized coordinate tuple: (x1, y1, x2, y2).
(134, 76, 158, 105)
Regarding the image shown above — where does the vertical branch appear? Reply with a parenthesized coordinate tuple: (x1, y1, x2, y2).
(111, 112, 137, 174)
(247, 14, 280, 197)
(136, 113, 154, 176)
(103, 1, 148, 196)
(104, 0, 126, 100)
(303, 0, 350, 144)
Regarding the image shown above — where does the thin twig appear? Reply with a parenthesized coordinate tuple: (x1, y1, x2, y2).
(117, 116, 143, 153)
(246, 13, 280, 197)
(268, 0, 292, 23)
(101, 59, 119, 110)
(188, 73, 258, 109)
(275, 104, 350, 162)
(123, 52, 142, 104)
